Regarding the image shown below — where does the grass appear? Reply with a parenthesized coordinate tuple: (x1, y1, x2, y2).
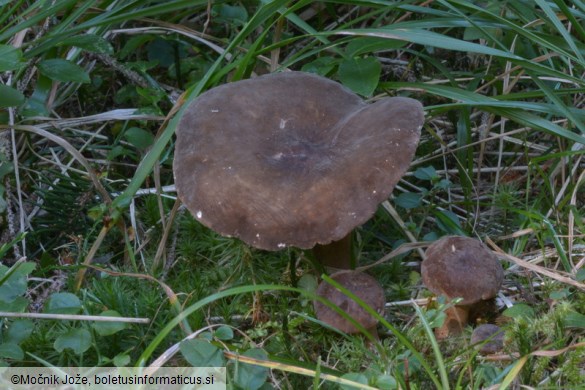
(1, 0, 585, 388)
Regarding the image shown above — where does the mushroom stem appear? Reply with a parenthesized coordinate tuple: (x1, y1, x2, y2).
(365, 325, 379, 341)
(435, 305, 469, 339)
(312, 233, 354, 269)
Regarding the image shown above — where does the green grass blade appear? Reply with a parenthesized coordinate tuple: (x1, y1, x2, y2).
(137, 285, 287, 366)
(499, 356, 528, 389)
(542, 219, 571, 272)
(534, 0, 585, 64)
(335, 27, 522, 59)
(529, 74, 585, 135)
(440, 0, 584, 65)
(552, 0, 585, 42)
(412, 304, 450, 390)
(386, 82, 585, 145)
(0, 0, 78, 42)
(331, 27, 583, 85)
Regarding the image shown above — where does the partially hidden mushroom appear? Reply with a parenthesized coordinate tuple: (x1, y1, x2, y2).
(470, 324, 504, 354)
(421, 236, 504, 339)
(313, 270, 385, 337)
(173, 71, 424, 269)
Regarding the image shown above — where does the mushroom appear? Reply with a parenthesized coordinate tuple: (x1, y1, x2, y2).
(421, 236, 504, 339)
(313, 270, 385, 337)
(173, 71, 424, 268)
(470, 324, 504, 354)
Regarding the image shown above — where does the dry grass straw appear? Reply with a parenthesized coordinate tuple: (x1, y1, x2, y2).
(0, 311, 149, 323)
(486, 237, 585, 291)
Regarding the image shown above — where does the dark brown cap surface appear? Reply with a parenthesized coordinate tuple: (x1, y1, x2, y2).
(471, 324, 504, 354)
(313, 271, 385, 333)
(421, 236, 503, 305)
(173, 72, 423, 250)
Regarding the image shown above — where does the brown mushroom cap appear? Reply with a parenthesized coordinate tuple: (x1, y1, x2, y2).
(174, 72, 423, 250)
(421, 236, 503, 305)
(470, 324, 504, 354)
(313, 271, 385, 334)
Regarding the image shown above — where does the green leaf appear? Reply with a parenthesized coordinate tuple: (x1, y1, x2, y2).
(147, 37, 176, 68)
(565, 311, 585, 328)
(107, 145, 134, 160)
(21, 74, 52, 117)
(37, 59, 90, 83)
(576, 268, 585, 282)
(414, 166, 438, 181)
(54, 328, 92, 354)
(214, 4, 248, 26)
(57, 34, 113, 54)
(214, 326, 233, 341)
(45, 292, 82, 314)
(199, 332, 213, 341)
(434, 209, 464, 235)
(425, 309, 447, 329)
(0, 85, 25, 108)
(0, 195, 5, 216)
(113, 353, 131, 367)
(0, 262, 36, 303)
(119, 35, 152, 60)
(0, 297, 28, 312)
(136, 86, 165, 106)
(92, 310, 127, 336)
(123, 127, 155, 150)
(395, 192, 423, 209)
(435, 179, 451, 190)
(0, 45, 23, 72)
(376, 374, 397, 390)
(0, 343, 24, 360)
(297, 274, 318, 292)
(340, 373, 368, 389)
(0, 160, 13, 179)
(234, 348, 269, 390)
(502, 303, 535, 319)
(0, 231, 24, 259)
(549, 289, 570, 300)
(6, 319, 34, 344)
(338, 57, 381, 96)
(0, 272, 25, 304)
(180, 339, 225, 367)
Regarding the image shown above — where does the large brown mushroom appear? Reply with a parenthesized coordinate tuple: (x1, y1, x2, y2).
(313, 271, 385, 336)
(174, 71, 424, 268)
(421, 236, 503, 339)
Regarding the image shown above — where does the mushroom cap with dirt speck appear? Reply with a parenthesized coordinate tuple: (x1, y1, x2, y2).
(173, 71, 424, 250)
(313, 271, 385, 334)
(421, 236, 504, 305)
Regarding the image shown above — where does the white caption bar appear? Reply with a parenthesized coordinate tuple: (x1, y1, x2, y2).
(0, 367, 226, 389)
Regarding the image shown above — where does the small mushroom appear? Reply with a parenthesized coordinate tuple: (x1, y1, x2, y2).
(421, 236, 504, 338)
(470, 324, 504, 354)
(313, 271, 385, 337)
(174, 72, 423, 268)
